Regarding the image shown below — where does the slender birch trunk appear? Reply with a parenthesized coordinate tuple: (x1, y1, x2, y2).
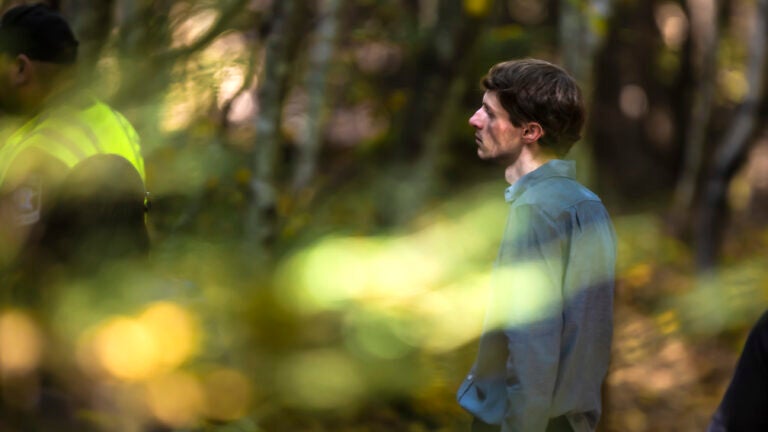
(292, 0, 343, 192)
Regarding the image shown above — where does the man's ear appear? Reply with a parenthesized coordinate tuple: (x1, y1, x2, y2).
(521, 122, 544, 144)
(12, 54, 33, 86)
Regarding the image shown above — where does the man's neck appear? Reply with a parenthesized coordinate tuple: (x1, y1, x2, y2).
(19, 84, 83, 121)
(41, 83, 78, 108)
(504, 150, 554, 185)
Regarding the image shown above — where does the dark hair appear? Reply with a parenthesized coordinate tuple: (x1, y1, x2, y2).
(481, 59, 585, 156)
(0, 3, 78, 64)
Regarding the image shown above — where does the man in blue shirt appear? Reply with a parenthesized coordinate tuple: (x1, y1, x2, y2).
(457, 59, 616, 432)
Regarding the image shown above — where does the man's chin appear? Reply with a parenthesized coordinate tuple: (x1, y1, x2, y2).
(477, 148, 497, 160)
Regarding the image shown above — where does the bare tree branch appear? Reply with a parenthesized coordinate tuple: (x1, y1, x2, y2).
(154, 0, 253, 63)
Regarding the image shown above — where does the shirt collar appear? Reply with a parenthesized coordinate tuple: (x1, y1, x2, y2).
(504, 159, 576, 203)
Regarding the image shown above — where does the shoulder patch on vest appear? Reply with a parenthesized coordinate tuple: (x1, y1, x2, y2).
(12, 177, 42, 226)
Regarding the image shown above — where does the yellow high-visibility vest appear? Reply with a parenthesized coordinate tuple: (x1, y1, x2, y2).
(0, 98, 145, 189)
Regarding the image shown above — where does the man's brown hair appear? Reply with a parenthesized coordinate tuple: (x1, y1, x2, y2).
(481, 59, 585, 156)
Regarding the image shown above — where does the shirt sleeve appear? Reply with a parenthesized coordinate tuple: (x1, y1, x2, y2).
(489, 204, 565, 432)
(711, 310, 768, 430)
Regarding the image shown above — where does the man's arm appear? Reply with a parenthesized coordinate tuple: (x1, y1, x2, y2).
(0, 149, 67, 267)
(709, 310, 768, 431)
(490, 204, 564, 432)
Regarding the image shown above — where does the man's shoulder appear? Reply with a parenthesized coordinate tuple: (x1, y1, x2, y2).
(41, 93, 122, 123)
(31, 97, 137, 143)
(517, 176, 603, 213)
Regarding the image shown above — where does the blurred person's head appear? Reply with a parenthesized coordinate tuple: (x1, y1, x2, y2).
(469, 58, 584, 163)
(0, 3, 78, 116)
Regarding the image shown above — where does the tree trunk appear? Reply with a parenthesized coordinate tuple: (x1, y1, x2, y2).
(413, 1, 489, 191)
(590, 0, 681, 203)
(245, 0, 307, 248)
(559, 0, 612, 85)
(671, 0, 720, 233)
(113, 0, 175, 104)
(379, 1, 492, 225)
(696, 0, 768, 270)
(64, 0, 116, 82)
(291, 0, 343, 192)
(559, 0, 613, 187)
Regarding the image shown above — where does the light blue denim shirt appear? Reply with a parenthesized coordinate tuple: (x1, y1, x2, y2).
(457, 160, 616, 432)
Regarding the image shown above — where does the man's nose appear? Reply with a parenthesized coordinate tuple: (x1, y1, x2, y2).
(469, 109, 482, 128)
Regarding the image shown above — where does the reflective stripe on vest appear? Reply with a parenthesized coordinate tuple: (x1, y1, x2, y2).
(0, 99, 145, 188)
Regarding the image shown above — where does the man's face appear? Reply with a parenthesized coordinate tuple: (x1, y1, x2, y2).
(469, 91, 525, 163)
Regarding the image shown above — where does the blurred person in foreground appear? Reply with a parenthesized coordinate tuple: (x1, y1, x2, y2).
(0, 4, 148, 430)
(457, 59, 616, 432)
(708, 310, 768, 431)
(0, 3, 148, 289)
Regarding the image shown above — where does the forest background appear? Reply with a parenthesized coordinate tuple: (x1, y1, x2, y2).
(2, 0, 768, 430)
